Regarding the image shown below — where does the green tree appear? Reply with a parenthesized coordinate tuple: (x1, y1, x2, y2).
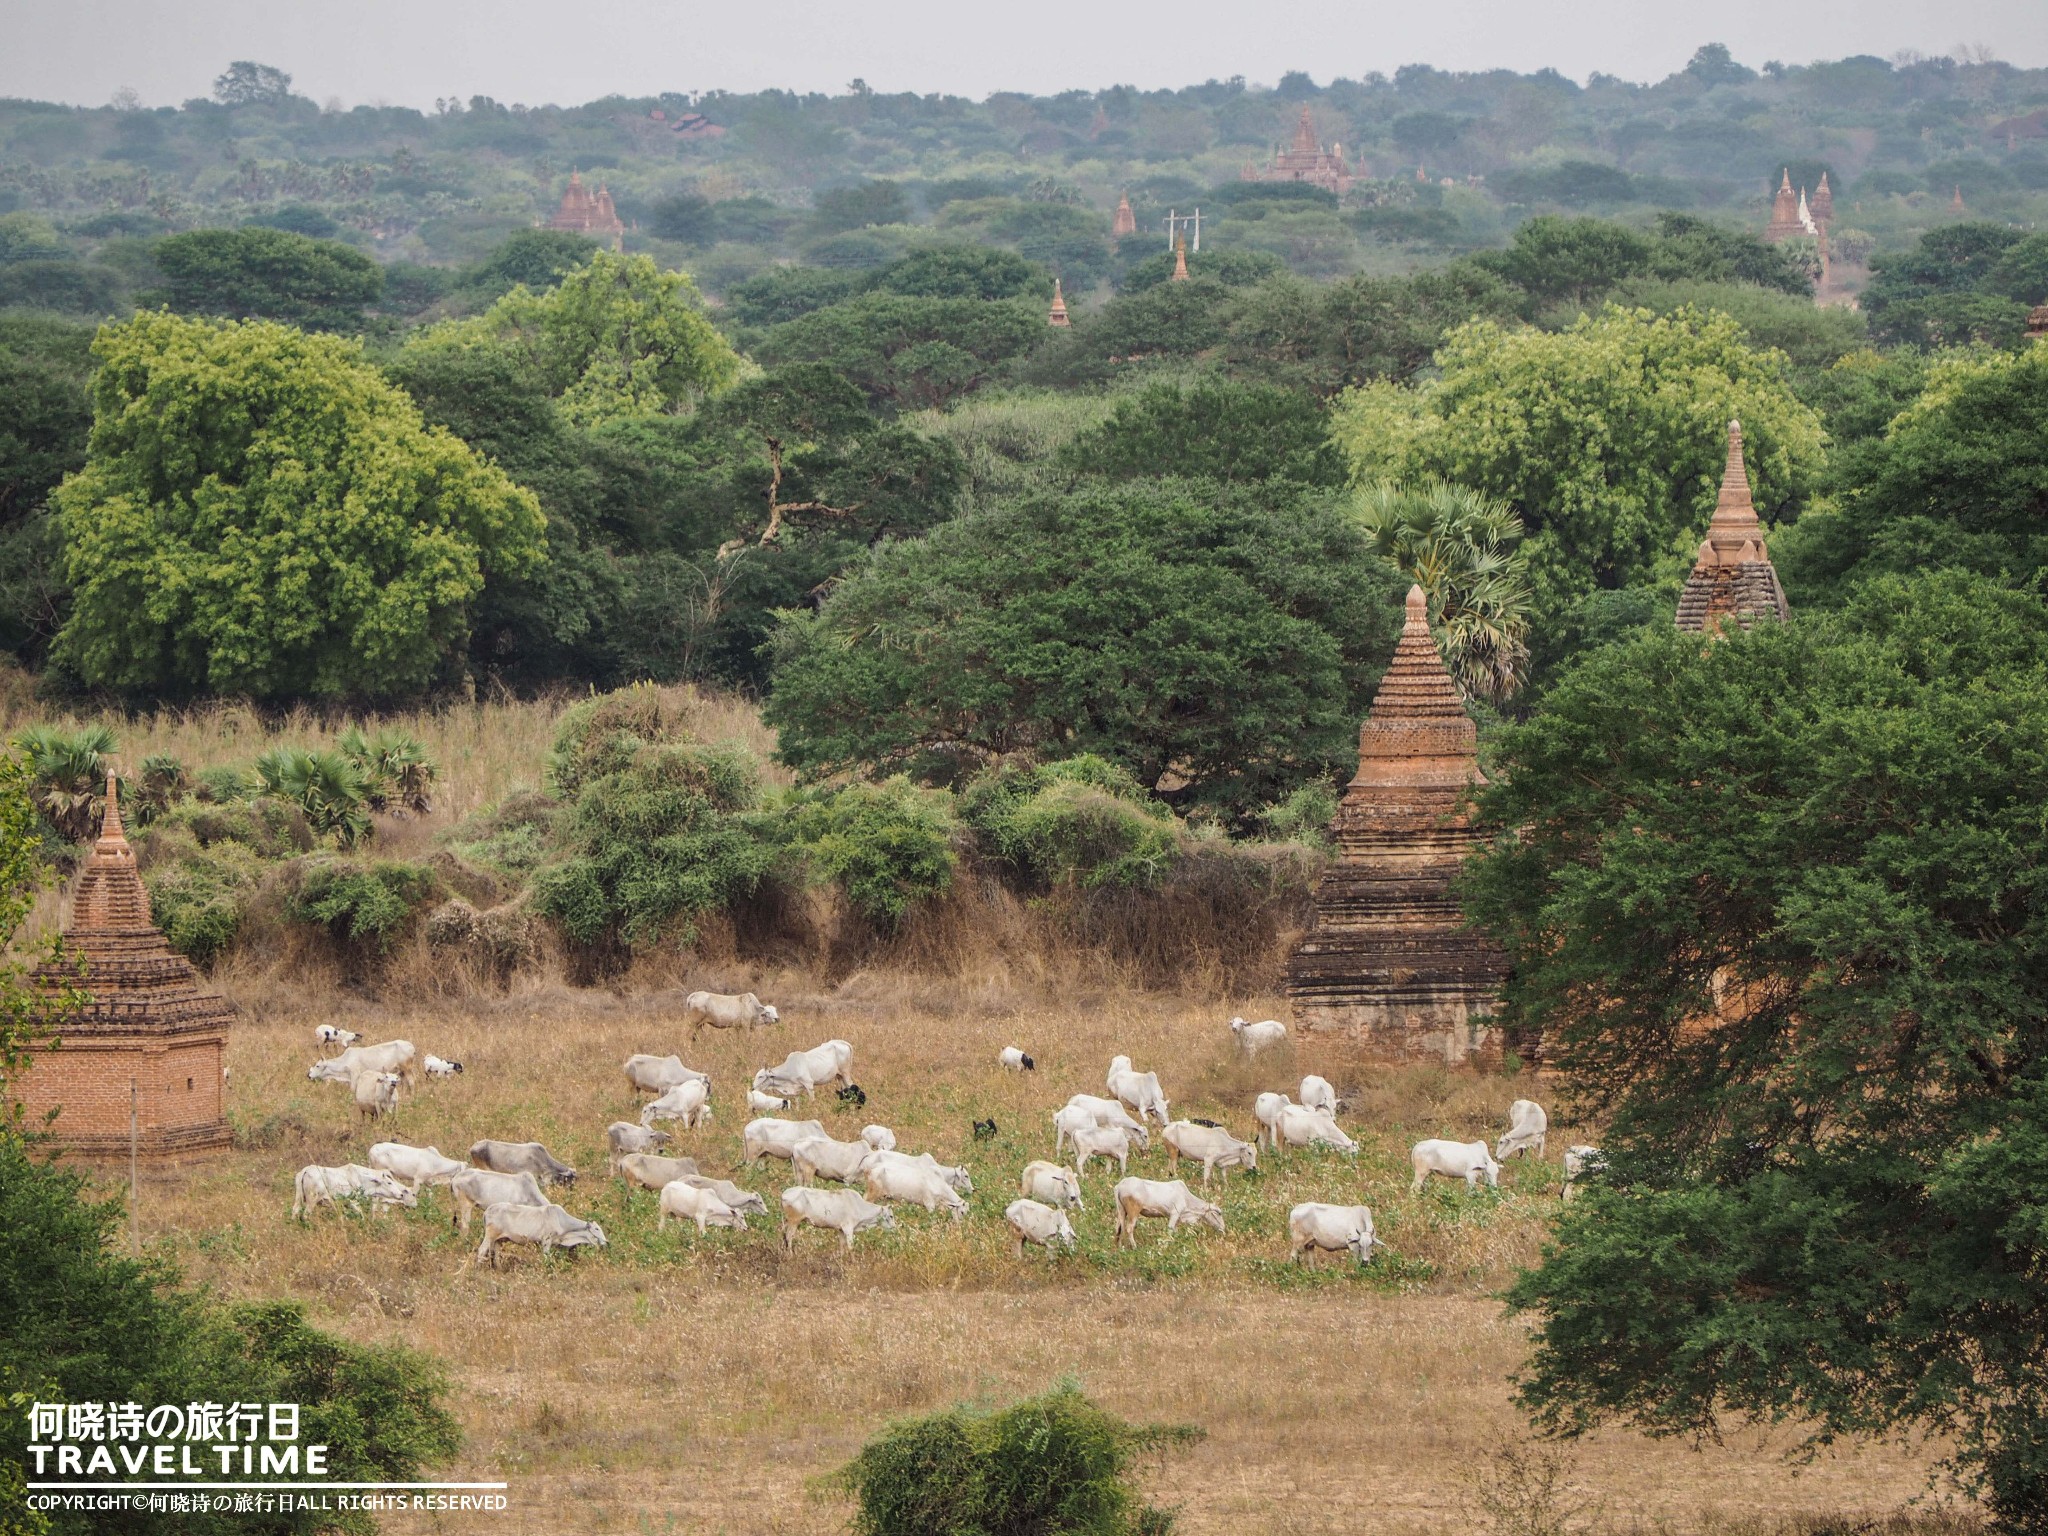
(1330, 304, 1823, 632)
(1059, 378, 1345, 486)
(1226, 264, 1519, 395)
(459, 229, 599, 299)
(1355, 480, 1532, 703)
(211, 60, 293, 106)
(646, 191, 715, 245)
(765, 480, 1405, 820)
(53, 313, 545, 701)
(778, 777, 957, 927)
(1460, 572, 2048, 1532)
(811, 179, 912, 234)
(13, 723, 115, 844)
(149, 228, 383, 332)
(758, 293, 1044, 413)
(1476, 215, 1654, 311)
(0, 316, 94, 663)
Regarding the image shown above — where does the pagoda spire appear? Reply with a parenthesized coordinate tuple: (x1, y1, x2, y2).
(1290, 105, 1319, 157)
(1170, 234, 1189, 282)
(1676, 420, 1791, 633)
(1047, 277, 1070, 327)
(1112, 190, 1136, 239)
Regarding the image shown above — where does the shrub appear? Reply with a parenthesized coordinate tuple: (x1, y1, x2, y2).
(254, 747, 372, 849)
(448, 791, 558, 877)
(337, 726, 437, 815)
(194, 764, 254, 803)
(133, 753, 187, 825)
(147, 796, 308, 858)
(776, 778, 958, 927)
(836, 1381, 1200, 1536)
(284, 858, 443, 948)
(963, 757, 1179, 890)
(1255, 782, 1338, 848)
(143, 839, 265, 965)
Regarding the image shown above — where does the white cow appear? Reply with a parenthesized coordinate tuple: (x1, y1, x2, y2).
(748, 1088, 794, 1114)
(1019, 1160, 1083, 1209)
(863, 1158, 970, 1220)
(1056, 1095, 1151, 1154)
(624, 1054, 710, 1095)
(998, 1046, 1036, 1072)
(1254, 1092, 1292, 1150)
(1288, 1203, 1382, 1266)
(367, 1143, 466, 1191)
(291, 1163, 415, 1219)
(1497, 1099, 1549, 1161)
(657, 1180, 748, 1234)
(352, 1071, 400, 1122)
(743, 1117, 828, 1166)
(1005, 1199, 1077, 1256)
(859, 1124, 897, 1152)
(616, 1153, 702, 1195)
(307, 1039, 417, 1087)
(792, 1135, 878, 1187)
(754, 1040, 853, 1098)
(423, 1054, 463, 1078)
(605, 1123, 673, 1175)
(313, 1025, 360, 1054)
(684, 990, 780, 1038)
(1112, 1177, 1224, 1249)
(469, 1140, 576, 1185)
(675, 1174, 767, 1216)
(1105, 1056, 1170, 1127)
(1411, 1138, 1502, 1192)
(1276, 1104, 1357, 1155)
(865, 1150, 973, 1193)
(475, 1201, 607, 1267)
(1229, 1016, 1287, 1054)
(1299, 1075, 1339, 1116)
(642, 1078, 712, 1129)
(1562, 1145, 1606, 1201)
(1162, 1121, 1259, 1185)
(780, 1187, 897, 1251)
(449, 1169, 549, 1233)
(1070, 1124, 1136, 1178)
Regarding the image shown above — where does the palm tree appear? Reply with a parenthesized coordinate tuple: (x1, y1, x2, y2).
(14, 723, 116, 842)
(337, 727, 437, 816)
(1355, 480, 1533, 706)
(254, 746, 372, 849)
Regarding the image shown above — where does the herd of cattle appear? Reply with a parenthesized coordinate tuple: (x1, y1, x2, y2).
(289, 998, 1607, 1270)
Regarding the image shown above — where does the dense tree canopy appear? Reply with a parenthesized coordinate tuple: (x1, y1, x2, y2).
(149, 227, 383, 332)
(757, 293, 1045, 413)
(1462, 572, 2048, 1531)
(53, 313, 545, 700)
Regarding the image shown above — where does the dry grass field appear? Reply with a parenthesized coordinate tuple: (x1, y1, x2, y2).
(84, 973, 1971, 1536)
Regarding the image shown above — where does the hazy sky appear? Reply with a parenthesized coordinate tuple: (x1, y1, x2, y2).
(7, 0, 2047, 110)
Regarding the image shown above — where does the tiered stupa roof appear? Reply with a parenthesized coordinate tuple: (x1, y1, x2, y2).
(1765, 169, 1804, 241)
(1047, 278, 1070, 327)
(1112, 192, 1137, 239)
(1675, 420, 1791, 634)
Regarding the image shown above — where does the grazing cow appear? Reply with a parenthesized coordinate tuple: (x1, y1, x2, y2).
(863, 1158, 969, 1221)
(859, 1125, 896, 1152)
(1162, 1121, 1259, 1185)
(1019, 1160, 1083, 1209)
(743, 1117, 828, 1166)
(1411, 1138, 1502, 1192)
(1005, 1199, 1077, 1256)
(1288, 1203, 1382, 1266)
(642, 1078, 712, 1130)
(754, 1040, 853, 1098)
(792, 1135, 878, 1188)
(780, 1186, 897, 1252)
(314, 1025, 360, 1054)
(748, 1088, 793, 1114)
(1070, 1123, 1136, 1178)
(1299, 1075, 1339, 1116)
(475, 1201, 607, 1267)
(1497, 1099, 1549, 1161)
(676, 1175, 766, 1216)
(1276, 1104, 1358, 1155)
(468, 1139, 576, 1185)
(291, 1163, 415, 1219)
(423, 1054, 463, 1078)
(999, 1046, 1036, 1072)
(605, 1123, 673, 1175)
(684, 990, 780, 1039)
(1112, 1178, 1224, 1249)
(449, 1169, 549, 1233)
(624, 1054, 709, 1096)
(657, 1180, 748, 1235)
(865, 1149, 973, 1193)
(1105, 1056, 1170, 1127)
(368, 1142, 465, 1191)
(615, 1153, 702, 1195)
(1057, 1095, 1151, 1153)
(1562, 1145, 1606, 1202)
(352, 1071, 400, 1122)
(1229, 1016, 1288, 1055)
(1254, 1092, 1291, 1151)
(307, 1039, 417, 1087)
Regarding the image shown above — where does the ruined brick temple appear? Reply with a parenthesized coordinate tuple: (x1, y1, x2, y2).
(1287, 585, 1507, 1063)
(548, 170, 625, 250)
(1241, 106, 1357, 196)
(12, 778, 233, 1157)
(1675, 420, 1791, 634)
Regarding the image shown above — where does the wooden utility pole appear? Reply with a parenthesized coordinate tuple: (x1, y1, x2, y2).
(129, 1077, 139, 1254)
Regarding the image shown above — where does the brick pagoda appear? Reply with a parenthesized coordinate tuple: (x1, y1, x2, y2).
(548, 171, 625, 250)
(12, 778, 233, 1157)
(1287, 585, 1507, 1064)
(1241, 106, 1356, 196)
(1675, 420, 1790, 634)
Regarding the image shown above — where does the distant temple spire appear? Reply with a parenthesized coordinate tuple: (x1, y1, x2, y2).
(1238, 105, 1357, 194)
(1170, 233, 1189, 282)
(1112, 190, 1136, 239)
(1951, 184, 1966, 212)
(1810, 170, 1834, 225)
(1047, 277, 1070, 327)
(1675, 420, 1791, 634)
(1764, 169, 1803, 241)
(548, 169, 625, 250)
